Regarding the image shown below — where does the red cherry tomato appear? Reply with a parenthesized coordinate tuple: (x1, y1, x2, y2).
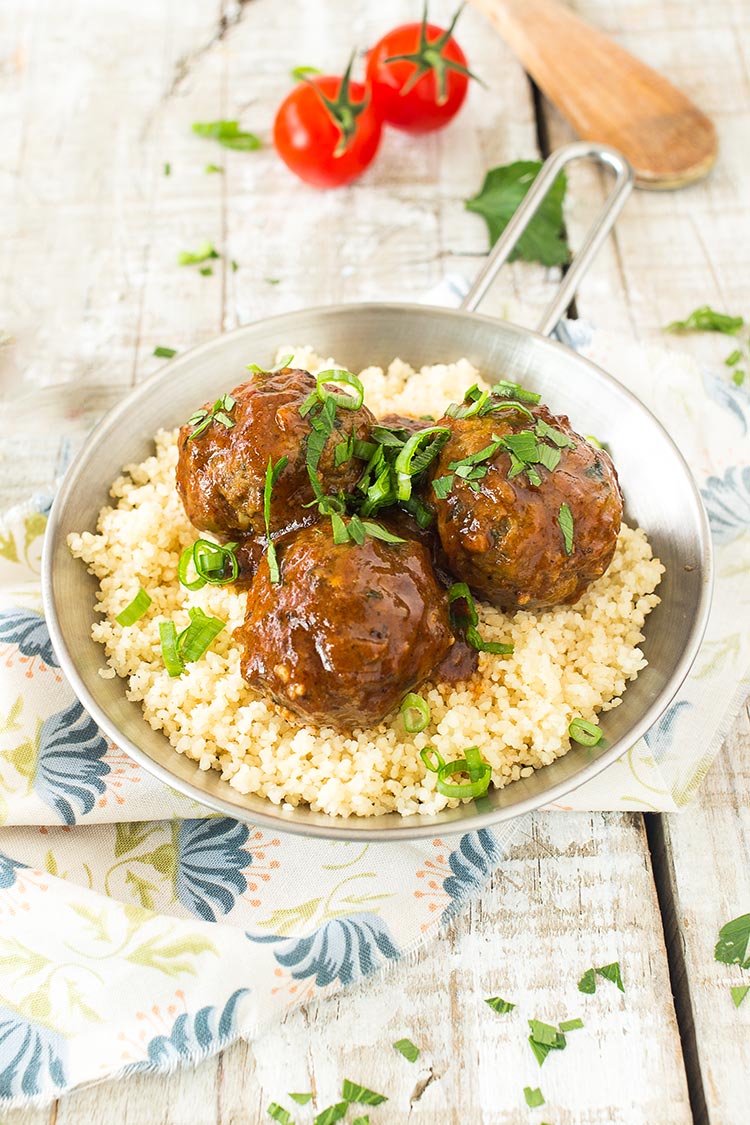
(366, 7, 477, 134)
(274, 63, 382, 188)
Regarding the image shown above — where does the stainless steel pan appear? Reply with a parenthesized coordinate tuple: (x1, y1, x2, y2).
(43, 142, 713, 840)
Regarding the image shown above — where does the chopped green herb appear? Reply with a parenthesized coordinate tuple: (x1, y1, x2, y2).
(394, 426, 451, 502)
(341, 1079, 387, 1106)
(535, 417, 575, 449)
(528, 1019, 562, 1047)
(559, 1017, 584, 1032)
(524, 1087, 545, 1108)
(715, 914, 750, 966)
(393, 1038, 420, 1062)
(247, 354, 295, 375)
(205, 163, 224, 174)
(199, 266, 214, 276)
(448, 583, 514, 656)
(725, 349, 743, 366)
(578, 968, 596, 994)
(313, 1103, 348, 1125)
(528, 1038, 554, 1067)
(177, 607, 226, 662)
(187, 394, 236, 441)
(178, 241, 220, 266)
(291, 65, 322, 81)
(316, 368, 365, 411)
(434, 746, 491, 799)
(351, 1118, 370, 1125)
(231, 259, 239, 272)
(266, 277, 281, 285)
(485, 997, 515, 1014)
(159, 620, 183, 677)
(153, 345, 177, 358)
(665, 306, 744, 335)
(585, 434, 605, 450)
(596, 962, 625, 991)
(492, 378, 541, 404)
(116, 588, 152, 627)
(466, 160, 569, 267)
(568, 718, 602, 746)
(163, 162, 171, 176)
(267, 1104, 294, 1125)
(432, 474, 454, 499)
(192, 120, 262, 151)
(558, 502, 574, 555)
(264, 455, 289, 584)
(401, 692, 431, 733)
(178, 539, 239, 589)
(731, 985, 749, 1008)
(288, 1093, 313, 1105)
(733, 369, 746, 386)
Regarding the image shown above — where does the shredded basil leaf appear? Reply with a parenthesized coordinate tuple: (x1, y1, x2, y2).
(715, 915, 750, 966)
(313, 1103, 348, 1125)
(559, 1017, 584, 1032)
(596, 962, 625, 991)
(153, 345, 177, 358)
(665, 306, 744, 335)
(731, 985, 749, 1008)
(393, 1038, 420, 1062)
(288, 1093, 312, 1105)
(192, 120, 262, 151)
(267, 1104, 293, 1125)
(485, 996, 515, 1014)
(115, 588, 152, 627)
(178, 241, 220, 266)
(341, 1079, 387, 1106)
(578, 968, 597, 994)
(558, 502, 574, 555)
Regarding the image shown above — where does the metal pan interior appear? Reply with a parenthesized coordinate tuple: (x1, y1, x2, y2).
(43, 304, 713, 840)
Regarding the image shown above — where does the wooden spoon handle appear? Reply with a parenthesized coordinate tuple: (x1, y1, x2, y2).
(468, 0, 717, 189)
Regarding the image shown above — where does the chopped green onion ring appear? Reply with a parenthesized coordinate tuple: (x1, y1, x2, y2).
(159, 620, 184, 677)
(569, 717, 602, 746)
(178, 607, 226, 663)
(436, 756, 491, 799)
(394, 426, 450, 502)
(401, 693, 430, 733)
(316, 368, 365, 411)
(178, 539, 239, 589)
(420, 747, 445, 773)
(116, 587, 152, 627)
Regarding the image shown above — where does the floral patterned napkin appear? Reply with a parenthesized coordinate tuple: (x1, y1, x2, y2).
(1, 320, 748, 1108)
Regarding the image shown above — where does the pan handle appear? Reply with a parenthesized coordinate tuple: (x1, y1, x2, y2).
(459, 141, 634, 337)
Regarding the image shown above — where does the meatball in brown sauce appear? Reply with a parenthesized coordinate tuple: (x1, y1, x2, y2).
(429, 404, 623, 610)
(176, 368, 375, 539)
(236, 522, 454, 729)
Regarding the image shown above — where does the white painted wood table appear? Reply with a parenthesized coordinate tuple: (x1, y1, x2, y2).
(1, 0, 749, 1120)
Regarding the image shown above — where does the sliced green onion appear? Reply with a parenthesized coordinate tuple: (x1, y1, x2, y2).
(558, 502, 574, 555)
(393, 1038, 420, 1062)
(448, 583, 514, 657)
(159, 620, 184, 677)
(177, 607, 225, 662)
(436, 756, 491, 799)
(420, 747, 445, 773)
(432, 474, 454, 500)
(491, 378, 541, 403)
(264, 455, 289, 583)
(401, 495, 434, 528)
(313, 1103, 348, 1125)
(116, 588, 152, 627)
(585, 434, 604, 449)
(528, 1019, 562, 1046)
(485, 997, 515, 1014)
(394, 426, 450, 501)
(266, 1104, 293, 1125)
(316, 368, 364, 411)
(330, 511, 349, 545)
(370, 424, 408, 447)
(568, 717, 602, 746)
(179, 539, 239, 589)
(559, 1017, 584, 1032)
(535, 417, 575, 449)
(153, 345, 177, 358)
(359, 520, 405, 544)
(463, 745, 485, 782)
(341, 1079, 387, 1106)
(401, 693, 430, 733)
(178, 545, 206, 590)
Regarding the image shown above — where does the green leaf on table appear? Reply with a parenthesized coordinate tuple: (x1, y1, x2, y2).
(153, 345, 177, 358)
(596, 961, 625, 991)
(715, 914, 750, 965)
(205, 163, 224, 174)
(393, 1037, 420, 1062)
(524, 1086, 545, 1108)
(267, 1103, 294, 1125)
(342, 1078, 387, 1105)
(485, 996, 515, 1014)
(664, 306, 744, 335)
(465, 160, 569, 267)
(731, 985, 749, 1008)
(528, 1019, 562, 1046)
(559, 1017, 584, 1032)
(192, 120, 261, 151)
(313, 1103, 348, 1125)
(178, 241, 220, 266)
(163, 162, 171, 176)
(289, 1093, 313, 1105)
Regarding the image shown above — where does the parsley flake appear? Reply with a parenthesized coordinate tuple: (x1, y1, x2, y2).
(393, 1037, 420, 1062)
(731, 985, 749, 1008)
(192, 120, 261, 151)
(465, 161, 569, 267)
(178, 241, 220, 266)
(187, 394, 236, 441)
(485, 996, 515, 1014)
(524, 1087, 545, 1108)
(665, 307, 744, 335)
(715, 914, 750, 966)
(341, 1079, 387, 1106)
(153, 345, 177, 358)
(596, 961, 625, 991)
(578, 968, 596, 994)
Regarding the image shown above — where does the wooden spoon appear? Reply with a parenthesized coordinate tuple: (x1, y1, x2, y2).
(468, 0, 717, 189)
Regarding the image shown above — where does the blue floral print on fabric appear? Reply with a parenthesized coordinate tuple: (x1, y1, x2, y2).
(0, 609, 58, 668)
(701, 465, 750, 544)
(34, 700, 109, 825)
(702, 370, 749, 436)
(176, 819, 250, 922)
(643, 700, 692, 763)
(0, 853, 25, 889)
(247, 913, 400, 987)
(441, 829, 502, 923)
(127, 989, 248, 1072)
(0, 1007, 68, 1101)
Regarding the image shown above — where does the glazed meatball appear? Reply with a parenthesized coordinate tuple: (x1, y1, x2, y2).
(236, 522, 454, 728)
(176, 368, 375, 538)
(429, 403, 623, 610)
